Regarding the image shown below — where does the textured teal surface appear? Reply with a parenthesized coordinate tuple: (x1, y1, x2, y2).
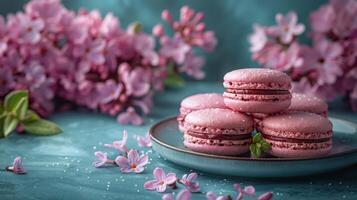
(0, 0, 326, 80)
(0, 82, 356, 200)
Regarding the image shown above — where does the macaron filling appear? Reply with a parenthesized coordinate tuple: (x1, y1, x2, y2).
(223, 92, 291, 102)
(265, 138, 332, 150)
(185, 130, 252, 140)
(184, 123, 253, 135)
(262, 133, 331, 143)
(223, 81, 291, 90)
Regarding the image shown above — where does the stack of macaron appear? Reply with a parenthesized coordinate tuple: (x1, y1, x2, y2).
(178, 68, 333, 158)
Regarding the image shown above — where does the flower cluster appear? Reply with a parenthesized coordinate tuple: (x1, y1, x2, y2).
(143, 167, 273, 200)
(248, 0, 357, 111)
(93, 130, 150, 173)
(0, 0, 217, 125)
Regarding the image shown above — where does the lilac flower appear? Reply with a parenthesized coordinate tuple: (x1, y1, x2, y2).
(206, 192, 230, 200)
(269, 12, 305, 44)
(304, 39, 343, 85)
(134, 33, 159, 65)
(97, 80, 122, 104)
(162, 189, 191, 200)
(160, 36, 191, 64)
(100, 13, 120, 37)
(234, 184, 255, 200)
(6, 156, 26, 174)
(310, 5, 335, 33)
(144, 167, 177, 193)
(93, 151, 114, 168)
(7, 13, 44, 44)
(123, 68, 151, 97)
(134, 132, 152, 148)
(179, 173, 200, 192)
(115, 149, 148, 173)
(73, 38, 106, 65)
(117, 107, 144, 125)
(276, 42, 303, 70)
(104, 130, 128, 153)
(180, 53, 205, 79)
(249, 24, 267, 53)
(257, 192, 273, 200)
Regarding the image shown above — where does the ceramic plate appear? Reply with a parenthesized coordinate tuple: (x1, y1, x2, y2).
(150, 117, 357, 177)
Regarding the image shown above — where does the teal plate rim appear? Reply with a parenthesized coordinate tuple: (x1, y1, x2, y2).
(149, 116, 357, 162)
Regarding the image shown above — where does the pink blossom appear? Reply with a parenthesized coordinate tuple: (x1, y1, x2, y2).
(162, 189, 191, 200)
(0, 67, 14, 96)
(269, 12, 305, 44)
(7, 13, 44, 44)
(104, 130, 128, 153)
(122, 68, 151, 97)
(179, 53, 205, 79)
(134, 133, 152, 148)
(160, 36, 191, 64)
(93, 151, 114, 168)
(234, 184, 255, 200)
(310, 5, 335, 33)
(134, 33, 159, 65)
(306, 39, 343, 85)
(206, 192, 230, 200)
(117, 107, 144, 125)
(257, 192, 273, 200)
(97, 80, 122, 104)
(275, 42, 303, 70)
(73, 38, 106, 65)
(6, 156, 26, 174)
(144, 167, 177, 193)
(153, 24, 165, 37)
(115, 149, 148, 173)
(100, 13, 120, 37)
(179, 172, 200, 192)
(249, 24, 268, 53)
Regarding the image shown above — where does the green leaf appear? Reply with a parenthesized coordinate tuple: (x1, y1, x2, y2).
(14, 97, 28, 120)
(23, 119, 62, 136)
(253, 132, 263, 143)
(0, 104, 5, 118)
(4, 90, 28, 113)
(250, 144, 262, 158)
(22, 110, 41, 123)
(0, 115, 6, 138)
(3, 115, 19, 137)
(261, 141, 271, 152)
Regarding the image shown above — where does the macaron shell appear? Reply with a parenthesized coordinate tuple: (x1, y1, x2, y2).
(266, 138, 332, 158)
(223, 68, 291, 90)
(180, 93, 226, 111)
(224, 97, 291, 113)
(184, 135, 250, 155)
(184, 108, 253, 131)
(261, 112, 332, 136)
(288, 93, 328, 116)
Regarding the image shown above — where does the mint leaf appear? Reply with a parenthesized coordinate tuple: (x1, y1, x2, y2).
(4, 90, 28, 113)
(14, 97, 28, 120)
(22, 110, 41, 123)
(23, 119, 62, 136)
(250, 132, 270, 158)
(3, 115, 19, 137)
(253, 132, 263, 143)
(261, 141, 271, 152)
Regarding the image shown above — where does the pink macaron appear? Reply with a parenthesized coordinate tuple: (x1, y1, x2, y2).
(288, 93, 328, 117)
(183, 108, 254, 156)
(177, 93, 226, 132)
(260, 111, 333, 158)
(223, 68, 292, 113)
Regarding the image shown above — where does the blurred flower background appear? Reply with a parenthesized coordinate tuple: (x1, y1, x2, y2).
(0, 0, 355, 126)
(249, 0, 357, 111)
(0, 0, 216, 125)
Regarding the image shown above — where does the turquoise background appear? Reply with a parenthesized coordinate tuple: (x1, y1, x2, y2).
(0, 0, 326, 80)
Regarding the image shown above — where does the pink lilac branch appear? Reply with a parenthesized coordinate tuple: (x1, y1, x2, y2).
(248, 1, 357, 111)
